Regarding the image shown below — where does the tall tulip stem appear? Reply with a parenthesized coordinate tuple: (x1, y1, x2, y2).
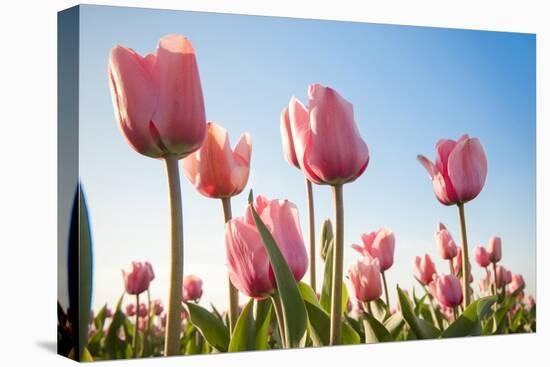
(133, 293, 139, 357)
(271, 293, 287, 348)
(457, 203, 471, 306)
(381, 271, 390, 309)
(164, 156, 184, 356)
(305, 179, 316, 292)
(492, 262, 498, 297)
(221, 197, 239, 335)
(329, 184, 344, 346)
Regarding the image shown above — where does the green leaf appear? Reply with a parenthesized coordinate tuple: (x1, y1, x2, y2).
(319, 219, 334, 262)
(363, 312, 393, 343)
(442, 296, 496, 338)
(319, 240, 348, 315)
(298, 281, 321, 307)
(228, 298, 273, 352)
(93, 304, 107, 331)
(183, 302, 230, 352)
(105, 294, 129, 359)
(397, 286, 440, 339)
(247, 191, 307, 348)
(384, 312, 405, 338)
(303, 300, 360, 346)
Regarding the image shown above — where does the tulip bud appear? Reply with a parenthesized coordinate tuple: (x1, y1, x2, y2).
(508, 273, 525, 294)
(435, 223, 458, 260)
(152, 299, 164, 316)
(417, 134, 488, 205)
(474, 246, 490, 268)
(125, 304, 136, 317)
(183, 122, 252, 198)
(487, 236, 502, 263)
(429, 274, 463, 308)
(352, 228, 395, 272)
(138, 303, 148, 318)
(183, 275, 203, 302)
(413, 254, 437, 285)
(348, 256, 383, 303)
(122, 261, 154, 295)
(319, 219, 334, 262)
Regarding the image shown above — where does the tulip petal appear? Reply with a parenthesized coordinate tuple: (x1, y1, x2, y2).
(108, 46, 162, 157)
(447, 137, 488, 203)
(280, 107, 300, 169)
(416, 155, 436, 179)
(151, 34, 206, 158)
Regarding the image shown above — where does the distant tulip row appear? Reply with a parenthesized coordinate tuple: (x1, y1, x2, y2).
(65, 34, 535, 360)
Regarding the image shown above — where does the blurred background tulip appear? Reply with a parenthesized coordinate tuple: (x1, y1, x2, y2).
(508, 273, 525, 294)
(435, 223, 458, 260)
(413, 254, 437, 285)
(183, 122, 252, 198)
(474, 246, 490, 268)
(487, 236, 502, 263)
(183, 275, 204, 302)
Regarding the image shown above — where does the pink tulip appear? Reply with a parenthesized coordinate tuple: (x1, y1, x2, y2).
(487, 236, 502, 263)
(429, 274, 463, 308)
(280, 107, 300, 169)
(183, 122, 252, 198)
(504, 268, 512, 285)
(108, 34, 207, 159)
(152, 300, 164, 316)
(126, 304, 136, 316)
(348, 256, 383, 303)
(452, 248, 473, 283)
(435, 223, 458, 260)
(225, 195, 308, 299)
(508, 274, 525, 294)
(286, 84, 369, 185)
(474, 246, 490, 268)
(183, 275, 203, 302)
(417, 134, 488, 205)
(413, 254, 437, 285)
(352, 228, 395, 271)
(490, 265, 509, 288)
(122, 261, 154, 295)
(138, 317, 148, 332)
(138, 303, 148, 318)
(525, 295, 535, 309)
(438, 304, 455, 321)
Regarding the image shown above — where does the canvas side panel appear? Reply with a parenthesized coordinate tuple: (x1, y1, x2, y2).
(57, 5, 80, 361)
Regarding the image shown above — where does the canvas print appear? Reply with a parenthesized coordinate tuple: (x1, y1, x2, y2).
(57, 4, 536, 362)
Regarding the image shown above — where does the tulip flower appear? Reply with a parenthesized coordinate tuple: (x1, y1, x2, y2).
(152, 300, 163, 316)
(435, 223, 458, 261)
(183, 122, 252, 199)
(489, 265, 510, 290)
(182, 122, 252, 333)
(429, 274, 463, 308)
(487, 236, 502, 263)
(183, 275, 203, 302)
(352, 228, 395, 307)
(504, 268, 512, 285)
(109, 35, 207, 356)
(508, 273, 525, 294)
(418, 135, 488, 307)
(122, 262, 154, 295)
(225, 195, 308, 299)
(126, 304, 136, 316)
(452, 247, 473, 284)
(413, 254, 437, 285)
(138, 303, 148, 318)
(525, 295, 536, 309)
(474, 246, 490, 268)
(280, 105, 317, 293)
(348, 256, 382, 304)
(105, 306, 113, 318)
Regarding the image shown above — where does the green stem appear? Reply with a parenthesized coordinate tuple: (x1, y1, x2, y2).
(329, 184, 344, 346)
(381, 271, 390, 309)
(133, 293, 139, 357)
(457, 203, 471, 307)
(305, 179, 316, 292)
(492, 262, 498, 297)
(163, 156, 184, 356)
(221, 197, 239, 335)
(271, 294, 287, 348)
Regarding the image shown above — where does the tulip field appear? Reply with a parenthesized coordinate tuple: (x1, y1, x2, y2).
(58, 29, 536, 362)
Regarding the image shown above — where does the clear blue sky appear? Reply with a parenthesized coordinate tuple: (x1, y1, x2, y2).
(75, 5, 536, 312)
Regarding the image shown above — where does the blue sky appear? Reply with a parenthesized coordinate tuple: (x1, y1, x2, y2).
(75, 5, 536, 312)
